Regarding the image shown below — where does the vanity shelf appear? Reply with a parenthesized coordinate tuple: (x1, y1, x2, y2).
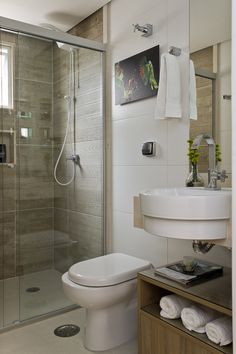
(138, 267, 232, 354)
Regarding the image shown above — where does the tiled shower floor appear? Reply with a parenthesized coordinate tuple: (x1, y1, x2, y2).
(0, 308, 137, 354)
(19, 269, 73, 320)
(0, 269, 73, 326)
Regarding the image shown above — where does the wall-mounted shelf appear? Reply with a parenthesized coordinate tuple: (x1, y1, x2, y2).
(0, 128, 16, 167)
(17, 111, 32, 119)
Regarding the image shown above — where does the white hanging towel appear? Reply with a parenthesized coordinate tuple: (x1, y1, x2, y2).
(160, 294, 193, 319)
(206, 316, 232, 347)
(181, 305, 218, 333)
(190, 59, 197, 120)
(155, 53, 182, 119)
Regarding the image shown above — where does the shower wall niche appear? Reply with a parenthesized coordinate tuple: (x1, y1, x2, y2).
(0, 26, 104, 328)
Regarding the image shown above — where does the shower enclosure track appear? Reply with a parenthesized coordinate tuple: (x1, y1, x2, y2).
(0, 16, 106, 52)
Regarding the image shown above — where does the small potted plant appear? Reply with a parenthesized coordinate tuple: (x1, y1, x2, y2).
(186, 139, 204, 187)
(215, 144, 222, 168)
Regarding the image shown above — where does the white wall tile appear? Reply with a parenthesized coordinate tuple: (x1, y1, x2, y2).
(167, 119, 189, 165)
(112, 98, 156, 122)
(108, 0, 231, 269)
(112, 211, 168, 267)
(167, 0, 189, 50)
(113, 165, 167, 212)
(110, 0, 167, 59)
(220, 130, 232, 172)
(167, 165, 188, 187)
(110, 0, 190, 264)
(112, 116, 168, 166)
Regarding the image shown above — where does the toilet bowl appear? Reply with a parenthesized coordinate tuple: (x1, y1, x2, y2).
(62, 253, 151, 351)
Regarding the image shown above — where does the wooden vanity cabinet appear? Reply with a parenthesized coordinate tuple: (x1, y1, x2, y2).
(138, 269, 232, 354)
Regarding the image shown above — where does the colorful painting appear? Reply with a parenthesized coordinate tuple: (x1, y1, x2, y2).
(115, 45, 159, 105)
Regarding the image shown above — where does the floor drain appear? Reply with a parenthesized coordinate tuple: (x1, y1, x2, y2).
(54, 324, 80, 338)
(26, 287, 40, 293)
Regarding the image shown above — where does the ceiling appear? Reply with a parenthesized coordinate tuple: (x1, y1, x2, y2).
(0, 0, 110, 32)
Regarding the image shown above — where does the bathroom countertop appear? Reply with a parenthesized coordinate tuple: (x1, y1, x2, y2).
(139, 266, 232, 313)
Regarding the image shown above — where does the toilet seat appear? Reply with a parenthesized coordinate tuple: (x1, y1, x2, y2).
(68, 253, 151, 287)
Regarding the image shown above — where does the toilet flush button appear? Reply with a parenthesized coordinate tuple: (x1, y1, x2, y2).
(142, 141, 156, 156)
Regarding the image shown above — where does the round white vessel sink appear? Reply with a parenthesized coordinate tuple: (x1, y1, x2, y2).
(139, 187, 231, 240)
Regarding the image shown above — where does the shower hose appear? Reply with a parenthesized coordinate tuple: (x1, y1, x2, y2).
(54, 50, 76, 186)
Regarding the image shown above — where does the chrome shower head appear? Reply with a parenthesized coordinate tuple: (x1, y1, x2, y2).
(56, 41, 73, 52)
(39, 23, 76, 52)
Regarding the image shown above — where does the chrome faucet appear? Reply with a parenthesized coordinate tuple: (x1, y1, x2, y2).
(191, 133, 228, 189)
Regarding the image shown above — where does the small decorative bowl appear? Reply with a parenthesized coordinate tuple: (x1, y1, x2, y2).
(182, 256, 197, 273)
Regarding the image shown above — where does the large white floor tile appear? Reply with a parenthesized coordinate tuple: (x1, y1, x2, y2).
(0, 308, 137, 354)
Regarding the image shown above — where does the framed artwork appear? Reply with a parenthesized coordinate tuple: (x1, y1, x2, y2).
(115, 45, 159, 105)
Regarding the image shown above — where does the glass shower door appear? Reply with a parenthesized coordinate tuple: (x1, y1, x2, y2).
(1, 25, 104, 326)
(0, 38, 4, 326)
(16, 33, 60, 321)
(0, 30, 20, 328)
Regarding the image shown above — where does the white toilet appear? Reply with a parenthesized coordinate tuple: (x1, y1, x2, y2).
(62, 253, 151, 351)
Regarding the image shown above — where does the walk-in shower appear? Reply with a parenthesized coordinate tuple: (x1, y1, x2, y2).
(0, 16, 105, 329)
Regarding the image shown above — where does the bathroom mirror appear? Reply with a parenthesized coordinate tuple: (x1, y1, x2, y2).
(189, 0, 231, 180)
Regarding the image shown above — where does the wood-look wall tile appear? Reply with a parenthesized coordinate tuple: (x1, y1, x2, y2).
(54, 208, 69, 234)
(0, 212, 16, 279)
(0, 167, 16, 212)
(17, 36, 52, 83)
(17, 178, 54, 210)
(16, 80, 53, 146)
(16, 208, 53, 275)
(16, 145, 53, 210)
(69, 9, 103, 41)
(53, 7, 105, 268)
(68, 175, 103, 217)
(53, 208, 71, 273)
(54, 210, 103, 272)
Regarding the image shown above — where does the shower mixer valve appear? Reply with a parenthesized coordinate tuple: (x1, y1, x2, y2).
(66, 154, 80, 165)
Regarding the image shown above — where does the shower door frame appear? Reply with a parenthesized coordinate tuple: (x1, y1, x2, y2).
(0, 16, 106, 52)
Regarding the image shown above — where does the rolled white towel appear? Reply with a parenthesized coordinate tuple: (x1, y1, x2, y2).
(160, 294, 193, 319)
(181, 305, 218, 333)
(206, 316, 232, 346)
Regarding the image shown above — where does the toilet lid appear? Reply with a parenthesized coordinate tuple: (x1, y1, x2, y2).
(68, 253, 151, 287)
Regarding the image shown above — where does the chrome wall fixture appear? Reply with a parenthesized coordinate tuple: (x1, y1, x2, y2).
(132, 23, 153, 37)
(168, 46, 182, 56)
(223, 94, 232, 100)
